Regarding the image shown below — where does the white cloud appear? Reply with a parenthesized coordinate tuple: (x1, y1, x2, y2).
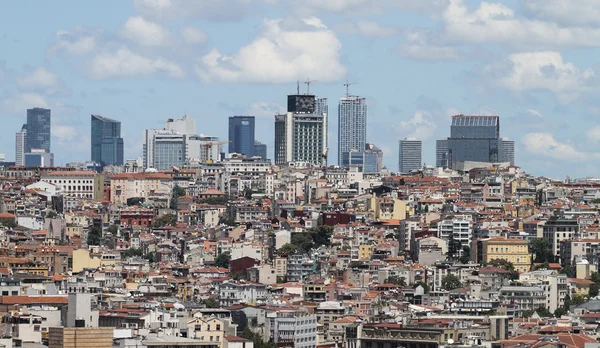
(2, 93, 49, 114)
(50, 27, 97, 55)
(526, 109, 543, 118)
(525, 0, 600, 26)
(133, 0, 276, 20)
(120, 16, 170, 46)
(396, 110, 436, 140)
(295, 0, 449, 16)
(336, 20, 400, 37)
(88, 48, 184, 79)
(194, 17, 345, 83)
(396, 31, 461, 61)
(181, 27, 207, 44)
(443, 0, 600, 48)
(522, 132, 599, 162)
(53, 125, 77, 141)
(483, 51, 595, 103)
(17, 67, 61, 94)
(586, 126, 600, 143)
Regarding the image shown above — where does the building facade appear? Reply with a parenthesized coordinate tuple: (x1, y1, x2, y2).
(24, 149, 54, 167)
(338, 96, 367, 165)
(398, 139, 422, 173)
(229, 116, 255, 157)
(436, 139, 448, 168)
(91, 115, 124, 166)
(40, 171, 100, 199)
(501, 139, 515, 165)
(274, 95, 327, 166)
(26, 107, 51, 153)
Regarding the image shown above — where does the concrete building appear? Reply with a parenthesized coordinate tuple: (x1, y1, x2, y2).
(48, 327, 114, 348)
(274, 94, 327, 166)
(109, 172, 172, 205)
(501, 139, 515, 165)
(543, 216, 579, 257)
(519, 270, 568, 312)
(437, 215, 474, 256)
(398, 139, 422, 173)
(40, 171, 101, 199)
(15, 124, 27, 166)
(266, 309, 317, 348)
(498, 286, 546, 316)
(436, 139, 448, 168)
(473, 237, 533, 273)
(338, 94, 367, 166)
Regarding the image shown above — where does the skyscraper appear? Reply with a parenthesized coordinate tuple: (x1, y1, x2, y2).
(438, 115, 513, 169)
(274, 94, 327, 166)
(436, 139, 448, 168)
(338, 95, 367, 165)
(91, 115, 124, 166)
(398, 139, 422, 173)
(143, 115, 197, 168)
(229, 116, 255, 157)
(502, 139, 515, 165)
(15, 124, 27, 166)
(26, 108, 51, 153)
(254, 141, 267, 160)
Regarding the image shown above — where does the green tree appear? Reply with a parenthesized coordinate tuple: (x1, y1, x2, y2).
(45, 211, 58, 219)
(311, 226, 333, 247)
(441, 274, 462, 290)
(107, 224, 118, 234)
(529, 238, 554, 263)
(488, 259, 520, 280)
(277, 243, 298, 255)
(218, 216, 237, 226)
(591, 283, 600, 298)
(291, 233, 315, 254)
(146, 251, 156, 263)
(447, 237, 462, 261)
(240, 327, 276, 348)
(521, 309, 534, 318)
(554, 306, 568, 317)
(243, 187, 254, 199)
(571, 294, 587, 305)
(87, 226, 102, 246)
(123, 248, 143, 258)
(559, 264, 575, 278)
(459, 246, 471, 264)
(201, 297, 220, 308)
(386, 276, 406, 286)
(215, 252, 231, 269)
(534, 306, 552, 317)
(154, 213, 177, 227)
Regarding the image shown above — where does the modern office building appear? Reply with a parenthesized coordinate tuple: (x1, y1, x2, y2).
(143, 115, 197, 169)
(338, 95, 367, 165)
(15, 124, 27, 166)
(342, 149, 380, 174)
(24, 149, 54, 167)
(165, 114, 196, 135)
(26, 107, 51, 153)
(502, 139, 515, 165)
(398, 139, 422, 173)
(228, 116, 255, 157)
(437, 115, 513, 169)
(274, 94, 327, 166)
(254, 141, 267, 160)
(435, 139, 448, 168)
(91, 115, 124, 166)
(365, 143, 383, 173)
(152, 132, 186, 171)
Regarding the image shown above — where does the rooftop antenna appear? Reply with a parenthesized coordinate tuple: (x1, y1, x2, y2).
(305, 78, 319, 95)
(296, 80, 300, 95)
(344, 80, 358, 97)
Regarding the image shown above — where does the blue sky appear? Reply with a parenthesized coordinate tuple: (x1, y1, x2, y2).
(1, 0, 599, 179)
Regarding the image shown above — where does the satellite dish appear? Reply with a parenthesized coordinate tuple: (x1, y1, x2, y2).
(448, 339, 454, 345)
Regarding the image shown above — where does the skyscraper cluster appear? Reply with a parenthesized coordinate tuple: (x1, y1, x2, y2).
(15, 108, 54, 167)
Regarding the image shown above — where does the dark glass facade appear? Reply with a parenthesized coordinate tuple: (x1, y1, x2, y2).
(229, 116, 255, 157)
(26, 108, 51, 152)
(254, 141, 267, 160)
(91, 115, 124, 165)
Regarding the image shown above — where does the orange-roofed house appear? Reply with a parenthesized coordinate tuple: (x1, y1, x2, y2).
(568, 278, 595, 296)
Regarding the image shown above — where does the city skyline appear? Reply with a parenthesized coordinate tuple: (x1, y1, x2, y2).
(1, 1, 599, 178)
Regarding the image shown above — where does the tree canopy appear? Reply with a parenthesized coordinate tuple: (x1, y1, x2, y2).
(529, 238, 554, 263)
(215, 252, 231, 269)
(87, 226, 102, 246)
(441, 274, 462, 290)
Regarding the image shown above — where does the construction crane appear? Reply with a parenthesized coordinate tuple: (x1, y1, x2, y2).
(304, 78, 319, 94)
(343, 80, 358, 97)
(202, 141, 230, 163)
